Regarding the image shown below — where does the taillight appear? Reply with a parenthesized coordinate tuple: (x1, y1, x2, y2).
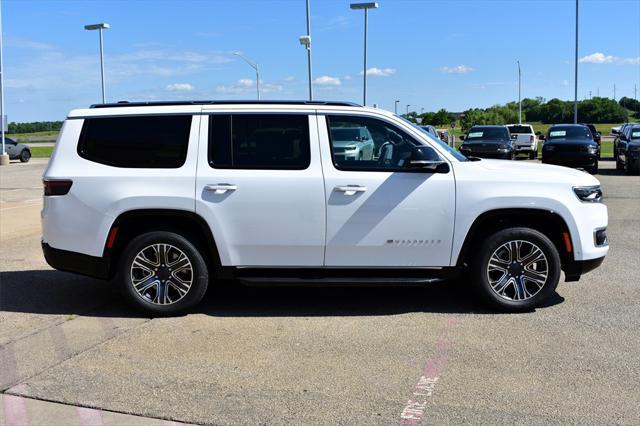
(530, 135, 534, 143)
(44, 180, 73, 196)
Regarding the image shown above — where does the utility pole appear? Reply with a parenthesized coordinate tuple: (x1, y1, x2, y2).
(517, 60, 522, 124)
(573, 0, 579, 124)
(406, 104, 410, 115)
(614, 84, 616, 100)
(394, 100, 399, 114)
(305, 0, 313, 101)
(0, 0, 7, 166)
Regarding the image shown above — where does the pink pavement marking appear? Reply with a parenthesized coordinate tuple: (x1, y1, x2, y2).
(399, 317, 462, 425)
(76, 407, 104, 426)
(3, 394, 29, 426)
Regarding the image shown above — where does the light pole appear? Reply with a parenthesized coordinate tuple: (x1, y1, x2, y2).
(394, 100, 399, 114)
(406, 104, 410, 115)
(350, 2, 378, 106)
(234, 52, 260, 100)
(84, 23, 110, 104)
(573, 0, 578, 124)
(0, 0, 7, 165)
(299, 0, 313, 101)
(517, 60, 522, 124)
(299, 35, 312, 101)
(421, 107, 424, 114)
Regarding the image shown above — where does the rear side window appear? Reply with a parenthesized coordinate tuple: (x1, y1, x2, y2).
(78, 115, 192, 168)
(209, 114, 310, 170)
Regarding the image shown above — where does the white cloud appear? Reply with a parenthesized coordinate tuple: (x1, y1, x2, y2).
(284, 76, 296, 82)
(360, 67, 396, 77)
(561, 80, 570, 86)
(314, 75, 341, 86)
(165, 83, 194, 92)
(215, 79, 282, 95)
(578, 52, 640, 65)
(579, 52, 614, 64)
(439, 65, 474, 74)
(238, 79, 254, 87)
(343, 75, 352, 80)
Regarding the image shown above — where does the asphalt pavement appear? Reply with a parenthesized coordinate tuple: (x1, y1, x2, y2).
(1, 158, 639, 425)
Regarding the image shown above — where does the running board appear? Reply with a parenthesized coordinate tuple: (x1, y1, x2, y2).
(239, 277, 445, 287)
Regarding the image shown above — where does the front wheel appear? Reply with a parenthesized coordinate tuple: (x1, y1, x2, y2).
(20, 149, 31, 163)
(472, 227, 561, 312)
(119, 231, 209, 316)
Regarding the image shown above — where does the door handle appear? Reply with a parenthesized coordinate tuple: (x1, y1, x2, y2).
(205, 184, 237, 194)
(335, 185, 367, 196)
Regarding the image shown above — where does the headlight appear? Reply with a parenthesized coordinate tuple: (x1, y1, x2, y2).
(588, 146, 598, 154)
(497, 147, 510, 152)
(573, 186, 603, 203)
(344, 145, 357, 151)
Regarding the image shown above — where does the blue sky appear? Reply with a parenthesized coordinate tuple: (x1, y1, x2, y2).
(3, 0, 640, 121)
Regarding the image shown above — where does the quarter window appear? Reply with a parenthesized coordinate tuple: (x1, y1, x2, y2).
(209, 114, 310, 170)
(77, 115, 191, 168)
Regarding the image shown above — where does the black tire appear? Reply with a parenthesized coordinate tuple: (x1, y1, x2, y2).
(529, 151, 535, 160)
(626, 159, 640, 175)
(19, 149, 31, 163)
(588, 161, 599, 175)
(118, 231, 209, 316)
(533, 150, 538, 160)
(616, 156, 624, 171)
(472, 227, 561, 312)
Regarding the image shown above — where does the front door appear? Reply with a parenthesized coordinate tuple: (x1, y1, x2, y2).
(319, 113, 456, 267)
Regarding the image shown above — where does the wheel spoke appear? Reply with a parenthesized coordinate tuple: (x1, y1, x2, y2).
(492, 274, 512, 295)
(169, 256, 190, 272)
(513, 276, 531, 300)
(133, 275, 158, 294)
(132, 255, 158, 273)
(523, 270, 547, 286)
(520, 248, 545, 267)
(167, 279, 189, 297)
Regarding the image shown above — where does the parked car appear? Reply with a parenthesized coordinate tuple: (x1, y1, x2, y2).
(3, 137, 31, 162)
(42, 100, 608, 315)
(419, 124, 439, 139)
(614, 123, 639, 164)
(506, 124, 538, 159)
(459, 125, 514, 159)
(615, 124, 640, 174)
(330, 126, 375, 161)
(541, 124, 599, 174)
(581, 124, 602, 158)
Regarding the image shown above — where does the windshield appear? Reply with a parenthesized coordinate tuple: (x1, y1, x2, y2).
(630, 128, 640, 139)
(548, 126, 592, 140)
(331, 128, 361, 141)
(507, 125, 532, 134)
(466, 127, 510, 142)
(397, 116, 468, 161)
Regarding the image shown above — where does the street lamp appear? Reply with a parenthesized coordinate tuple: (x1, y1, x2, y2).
(299, 0, 313, 101)
(394, 100, 399, 114)
(573, 0, 578, 124)
(517, 60, 522, 124)
(84, 23, 110, 104)
(299, 35, 312, 101)
(233, 52, 260, 100)
(350, 2, 379, 106)
(406, 104, 410, 115)
(0, 0, 7, 165)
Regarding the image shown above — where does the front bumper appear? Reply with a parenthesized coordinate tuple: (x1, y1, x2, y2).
(459, 149, 512, 160)
(563, 256, 605, 282)
(42, 242, 110, 280)
(542, 151, 598, 168)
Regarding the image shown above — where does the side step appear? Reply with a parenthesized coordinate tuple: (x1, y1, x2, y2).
(239, 277, 445, 287)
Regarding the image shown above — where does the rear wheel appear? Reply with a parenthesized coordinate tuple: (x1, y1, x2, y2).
(529, 151, 535, 160)
(472, 227, 561, 312)
(588, 161, 599, 174)
(19, 149, 31, 163)
(119, 231, 209, 316)
(626, 158, 640, 175)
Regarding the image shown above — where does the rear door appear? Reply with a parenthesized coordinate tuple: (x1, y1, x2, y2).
(195, 110, 326, 267)
(319, 113, 456, 267)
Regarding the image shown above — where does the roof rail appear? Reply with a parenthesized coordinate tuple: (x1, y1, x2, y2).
(90, 100, 362, 109)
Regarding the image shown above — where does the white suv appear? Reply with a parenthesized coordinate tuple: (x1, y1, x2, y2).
(42, 101, 608, 315)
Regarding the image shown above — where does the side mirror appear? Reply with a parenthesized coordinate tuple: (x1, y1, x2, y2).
(619, 134, 627, 141)
(612, 129, 619, 135)
(539, 135, 546, 141)
(459, 135, 465, 141)
(408, 146, 449, 173)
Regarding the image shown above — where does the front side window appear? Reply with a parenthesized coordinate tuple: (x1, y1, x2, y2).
(78, 115, 192, 168)
(209, 114, 310, 170)
(327, 115, 440, 171)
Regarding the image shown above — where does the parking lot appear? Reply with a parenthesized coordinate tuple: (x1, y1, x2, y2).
(1, 158, 639, 424)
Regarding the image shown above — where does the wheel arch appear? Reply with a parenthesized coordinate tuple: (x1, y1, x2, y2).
(455, 208, 573, 270)
(104, 209, 221, 279)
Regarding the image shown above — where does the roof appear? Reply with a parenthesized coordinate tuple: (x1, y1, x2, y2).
(90, 100, 361, 109)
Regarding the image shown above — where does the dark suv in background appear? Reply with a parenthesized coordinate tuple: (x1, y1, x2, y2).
(541, 124, 599, 174)
(459, 125, 513, 160)
(615, 125, 640, 174)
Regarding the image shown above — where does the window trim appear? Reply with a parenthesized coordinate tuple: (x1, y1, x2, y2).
(206, 113, 312, 171)
(76, 115, 192, 169)
(325, 113, 440, 173)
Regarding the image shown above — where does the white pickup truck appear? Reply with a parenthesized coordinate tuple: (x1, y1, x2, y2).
(507, 124, 538, 159)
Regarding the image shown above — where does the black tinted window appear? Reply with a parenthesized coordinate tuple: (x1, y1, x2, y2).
(507, 125, 532, 134)
(78, 115, 191, 168)
(467, 127, 510, 141)
(209, 114, 310, 170)
(548, 126, 592, 140)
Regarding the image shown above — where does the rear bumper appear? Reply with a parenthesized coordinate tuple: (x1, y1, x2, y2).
(563, 256, 605, 282)
(42, 242, 110, 280)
